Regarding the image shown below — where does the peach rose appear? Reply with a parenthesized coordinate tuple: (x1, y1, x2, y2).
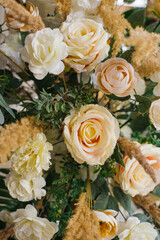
(63, 104, 120, 165)
(95, 210, 118, 240)
(115, 143, 160, 197)
(149, 99, 160, 130)
(95, 58, 138, 97)
(60, 18, 110, 73)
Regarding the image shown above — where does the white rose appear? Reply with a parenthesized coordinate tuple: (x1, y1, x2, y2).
(133, 77, 146, 95)
(11, 133, 53, 179)
(150, 71, 160, 96)
(95, 210, 118, 240)
(63, 104, 119, 165)
(115, 143, 160, 197)
(118, 217, 157, 240)
(14, 205, 58, 240)
(0, 210, 18, 226)
(72, 0, 101, 12)
(5, 171, 46, 201)
(21, 28, 68, 80)
(149, 98, 160, 130)
(61, 18, 110, 73)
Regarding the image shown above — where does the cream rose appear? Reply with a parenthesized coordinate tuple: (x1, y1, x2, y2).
(95, 58, 138, 97)
(150, 72, 160, 96)
(149, 99, 160, 130)
(11, 133, 53, 179)
(14, 205, 58, 240)
(95, 210, 118, 240)
(21, 28, 68, 80)
(63, 104, 119, 165)
(115, 143, 160, 197)
(5, 171, 46, 201)
(118, 217, 157, 240)
(60, 18, 110, 73)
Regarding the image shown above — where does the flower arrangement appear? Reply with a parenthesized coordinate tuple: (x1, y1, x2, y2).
(0, 0, 160, 239)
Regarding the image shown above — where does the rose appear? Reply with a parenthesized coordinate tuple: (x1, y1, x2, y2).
(95, 210, 118, 240)
(72, 0, 101, 12)
(14, 205, 58, 240)
(149, 99, 160, 130)
(21, 28, 68, 80)
(11, 133, 53, 179)
(118, 217, 157, 240)
(114, 143, 160, 197)
(60, 18, 110, 73)
(150, 72, 160, 96)
(63, 104, 119, 165)
(5, 171, 46, 202)
(95, 58, 138, 97)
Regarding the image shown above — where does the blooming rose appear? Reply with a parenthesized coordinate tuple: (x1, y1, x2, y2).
(150, 71, 160, 96)
(14, 205, 58, 240)
(149, 99, 160, 130)
(11, 133, 53, 179)
(21, 28, 68, 79)
(63, 104, 119, 165)
(115, 143, 160, 197)
(60, 18, 110, 73)
(5, 171, 46, 201)
(118, 217, 157, 240)
(95, 210, 118, 240)
(95, 58, 138, 97)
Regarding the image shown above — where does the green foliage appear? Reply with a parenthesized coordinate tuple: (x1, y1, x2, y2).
(120, 49, 134, 63)
(111, 145, 124, 167)
(126, 9, 145, 28)
(135, 95, 152, 114)
(33, 82, 96, 128)
(152, 186, 160, 197)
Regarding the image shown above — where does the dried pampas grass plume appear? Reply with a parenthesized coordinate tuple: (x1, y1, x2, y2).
(133, 194, 160, 223)
(98, 0, 132, 56)
(0, 225, 14, 240)
(64, 193, 101, 240)
(53, 0, 72, 20)
(0, 0, 45, 32)
(0, 116, 44, 164)
(124, 27, 160, 78)
(117, 137, 157, 183)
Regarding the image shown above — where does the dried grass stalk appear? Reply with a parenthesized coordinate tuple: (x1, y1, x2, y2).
(124, 27, 160, 78)
(118, 137, 157, 183)
(133, 194, 160, 223)
(64, 193, 101, 240)
(54, 0, 72, 20)
(0, 225, 14, 240)
(0, 116, 44, 164)
(0, 0, 45, 32)
(98, 0, 132, 56)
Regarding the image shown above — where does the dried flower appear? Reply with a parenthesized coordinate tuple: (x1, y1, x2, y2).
(54, 0, 72, 20)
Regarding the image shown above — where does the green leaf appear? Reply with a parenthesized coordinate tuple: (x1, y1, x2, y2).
(55, 102, 60, 112)
(9, 78, 22, 88)
(113, 187, 132, 214)
(0, 109, 4, 124)
(146, 22, 160, 33)
(111, 145, 124, 166)
(152, 185, 160, 197)
(107, 196, 119, 211)
(94, 193, 109, 210)
(133, 213, 150, 222)
(123, 8, 141, 19)
(130, 112, 150, 131)
(127, 9, 145, 28)
(135, 95, 152, 113)
(0, 94, 15, 118)
(0, 189, 11, 198)
(124, 0, 135, 3)
(120, 50, 134, 63)
(91, 175, 109, 200)
(61, 103, 66, 113)
(107, 94, 130, 102)
(21, 31, 29, 45)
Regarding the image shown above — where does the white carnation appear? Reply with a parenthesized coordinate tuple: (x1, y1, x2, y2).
(11, 133, 53, 179)
(14, 205, 58, 240)
(5, 171, 46, 201)
(21, 28, 68, 80)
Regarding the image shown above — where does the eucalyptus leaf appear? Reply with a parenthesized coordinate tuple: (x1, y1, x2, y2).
(127, 9, 145, 28)
(94, 193, 109, 210)
(113, 187, 132, 214)
(152, 185, 160, 197)
(133, 213, 150, 222)
(91, 175, 109, 200)
(0, 109, 4, 124)
(135, 95, 151, 113)
(107, 196, 119, 211)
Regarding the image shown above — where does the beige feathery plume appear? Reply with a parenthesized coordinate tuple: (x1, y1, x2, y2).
(64, 193, 101, 240)
(124, 27, 160, 78)
(54, 0, 72, 20)
(117, 137, 157, 183)
(0, 225, 14, 240)
(98, 0, 132, 56)
(133, 194, 160, 223)
(0, 0, 45, 32)
(0, 116, 44, 164)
